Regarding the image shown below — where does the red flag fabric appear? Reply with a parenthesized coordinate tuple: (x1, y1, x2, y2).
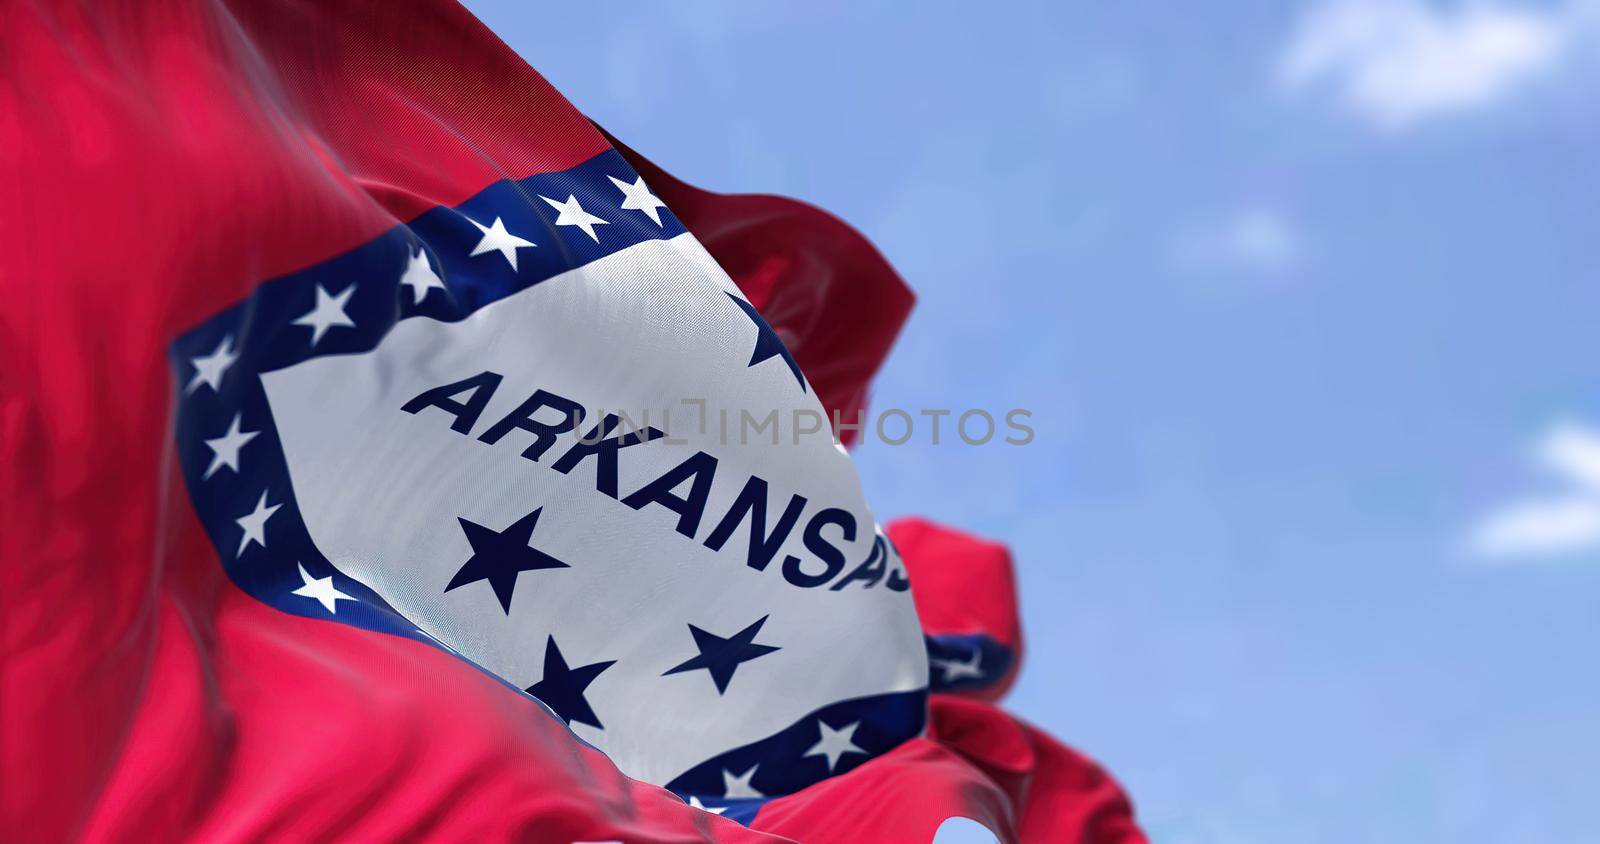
(1, 2, 1144, 842)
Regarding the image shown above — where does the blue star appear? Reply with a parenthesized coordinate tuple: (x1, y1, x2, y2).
(725, 292, 805, 391)
(525, 636, 615, 730)
(662, 615, 781, 694)
(445, 508, 569, 613)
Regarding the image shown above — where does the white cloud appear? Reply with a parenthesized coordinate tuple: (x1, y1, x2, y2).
(1280, 0, 1592, 130)
(1174, 207, 1299, 274)
(1470, 421, 1600, 559)
(1539, 421, 1600, 488)
(1220, 209, 1299, 270)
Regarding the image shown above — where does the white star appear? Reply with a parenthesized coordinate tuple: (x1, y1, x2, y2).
(931, 649, 984, 683)
(721, 764, 764, 799)
(607, 175, 667, 227)
(203, 413, 259, 479)
(687, 796, 727, 816)
(398, 247, 446, 305)
(186, 335, 238, 395)
(235, 491, 282, 557)
(803, 720, 867, 773)
(468, 215, 536, 270)
(293, 284, 356, 347)
(291, 562, 356, 614)
(540, 194, 610, 242)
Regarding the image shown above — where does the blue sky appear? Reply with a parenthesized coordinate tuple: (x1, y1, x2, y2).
(465, 2, 1600, 840)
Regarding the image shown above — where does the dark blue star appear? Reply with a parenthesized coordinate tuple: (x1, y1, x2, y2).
(725, 292, 805, 391)
(525, 635, 615, 730)
(445, 508, 569, 613)
(662, 614, 781, 694)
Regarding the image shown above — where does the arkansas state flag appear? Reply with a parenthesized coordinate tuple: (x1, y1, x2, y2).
(1, 2, 1146, 842)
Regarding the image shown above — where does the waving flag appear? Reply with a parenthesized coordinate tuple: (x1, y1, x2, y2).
(1, 2, 1145, 842)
